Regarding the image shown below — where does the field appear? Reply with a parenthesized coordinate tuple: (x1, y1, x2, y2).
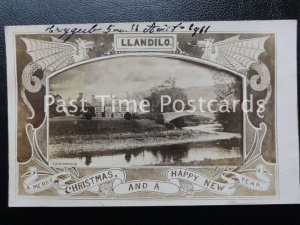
(49, 116, 165, 135)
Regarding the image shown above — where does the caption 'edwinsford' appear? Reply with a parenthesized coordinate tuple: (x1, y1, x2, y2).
(44, 94, 265, 114)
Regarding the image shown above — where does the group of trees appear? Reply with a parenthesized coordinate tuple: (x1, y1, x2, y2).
(213, 72, 243, 132)
(144, 78, 190, 127)
(49, 94, 66, 117)
(143, 75, 243, 132)
(123, 78, 189, 128)
(145, 78, 190, 113)
(49, 75, 242, 132)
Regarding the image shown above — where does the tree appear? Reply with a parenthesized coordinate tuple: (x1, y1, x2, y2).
(155, 113, 164, 124)
(49, 94, 66, 118)
(213, 72, 243, 132)
(146, 78, 190, 113)
(84, 110, 93, 120)
(124, 112, 132, 120)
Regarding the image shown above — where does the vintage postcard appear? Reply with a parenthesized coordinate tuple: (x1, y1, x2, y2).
(5, 21, 299, 206)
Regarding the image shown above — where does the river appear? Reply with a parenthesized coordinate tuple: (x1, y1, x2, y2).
(51, 124, 243, 167)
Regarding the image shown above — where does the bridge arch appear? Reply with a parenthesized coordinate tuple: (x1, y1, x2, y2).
(163, 110, 215, 124)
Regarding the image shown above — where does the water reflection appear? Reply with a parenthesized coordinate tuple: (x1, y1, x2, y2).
(79, 140, 242, 167)
(85, 154, 92, 166)
(125, 152, 131, 163)
(124, 145, 190, 164)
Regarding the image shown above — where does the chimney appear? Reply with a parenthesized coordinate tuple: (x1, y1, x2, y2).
(67, 97, 71, 106)
(77, 92, 83, 104)
(91, 95, 96, 105)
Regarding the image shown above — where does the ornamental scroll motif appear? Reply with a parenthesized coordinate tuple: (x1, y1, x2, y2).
(19, 33, 274, 199)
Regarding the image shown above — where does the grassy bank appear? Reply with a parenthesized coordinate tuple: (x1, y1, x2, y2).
(149, 157, 243, 166)
(49, 130, 241, 158)
(49, 117, 164, 135)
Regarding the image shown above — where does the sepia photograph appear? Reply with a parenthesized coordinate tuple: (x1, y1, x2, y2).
(48, 57, 244, 167)
(7, 20, 297, 207)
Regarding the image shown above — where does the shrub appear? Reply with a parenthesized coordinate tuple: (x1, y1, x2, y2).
(124, 112, 132, 120)
(148, 113, 156, 120)
(172, 117, 186, 128)
(155, 113, 164, 124)
(131, 113, 141, 120)
(165, 122, 175, 130)
(85, 111, 92, 120)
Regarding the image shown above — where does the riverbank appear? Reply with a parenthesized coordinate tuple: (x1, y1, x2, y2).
(49, 129, 241, 158)
(148, 157, 243, 166)
(49, 117, 166, 135)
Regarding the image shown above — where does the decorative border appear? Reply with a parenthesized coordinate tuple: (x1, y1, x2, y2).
(1, 24, 274, 202)
(17, 33, 276, 199)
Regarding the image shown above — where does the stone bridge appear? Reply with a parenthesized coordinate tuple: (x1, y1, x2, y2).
(162, 110, 215, 123)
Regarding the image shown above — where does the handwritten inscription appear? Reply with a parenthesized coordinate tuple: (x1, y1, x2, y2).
(46, 24, 102, 41)
(45, 22, 211, 42)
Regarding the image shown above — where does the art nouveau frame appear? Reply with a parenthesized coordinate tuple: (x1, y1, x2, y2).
(6, 21, 298, 206)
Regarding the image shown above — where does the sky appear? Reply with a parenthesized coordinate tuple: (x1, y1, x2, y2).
(49, 57, 218, 101)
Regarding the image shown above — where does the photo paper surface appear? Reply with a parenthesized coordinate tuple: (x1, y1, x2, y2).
(5, 20, 299, 206)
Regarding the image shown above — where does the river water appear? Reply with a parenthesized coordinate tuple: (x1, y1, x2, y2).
(53, 124, 243, 167)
